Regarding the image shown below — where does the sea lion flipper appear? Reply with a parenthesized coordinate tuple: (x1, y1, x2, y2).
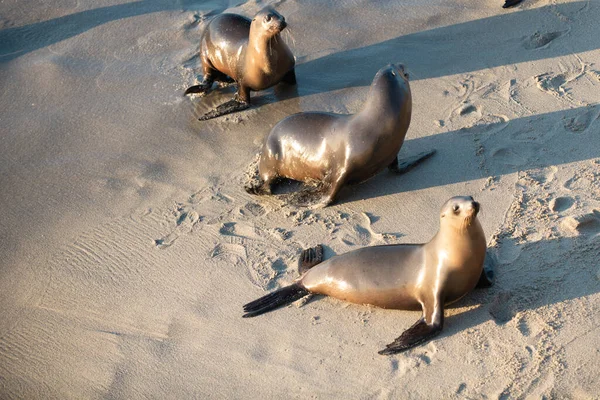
(184, 83, 212, 96)
(388, 149, 436, 174)
(298, 245, 324, 275)
(242, 283, 310, 318)
(476, 250, 496, 288)
(198, 98, 250, 121)
(502, 0, 523, 8)
(379, 316, 444, 355)
(379, 299, 444, 355)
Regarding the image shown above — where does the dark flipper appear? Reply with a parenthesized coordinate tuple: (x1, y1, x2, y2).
(243, 283, 310, 318)
(503, 0, 524, 8)
(184, 83, 213, 96)
(281, 183, 328, 208)
(379, 316, 444, 355)
(298, 245, 324, 275)
(388, 149, 436, 174)
(244, 177, 271, 195)
(198, 97, 250, 121)
(379, 293, 444, 355)
(476, 250, 496, 288)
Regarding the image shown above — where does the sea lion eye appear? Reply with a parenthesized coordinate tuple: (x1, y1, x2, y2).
(265, 14, 272, 22)
(453, 205, 460, 212)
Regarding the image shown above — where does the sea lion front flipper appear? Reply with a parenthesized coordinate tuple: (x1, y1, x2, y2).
(379, 297, 444, 355)
(476, 250, 496, 288)
(502, 0, 523, 8)
(184, 82, 213, 96)
(388, 149, 436, 174)
(298, 244, 324, 275)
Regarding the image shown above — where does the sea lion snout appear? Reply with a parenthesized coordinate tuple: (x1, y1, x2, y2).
(263, 10, 287, 32)
(392, 63, 409, 80)
(472, 201, 480, 214)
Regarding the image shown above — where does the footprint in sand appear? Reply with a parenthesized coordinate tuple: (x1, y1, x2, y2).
(535, 72, 569, 97)
(338, 213, 401, 247)
(154, 203, 201, 249)
(522, 31, 565, 50)
(548, 196, 574, 213)
(560, 211, 600, 236)
(489, 291, 516, 323)
(490, 145, 535, 168)
(563, 105, 600, 133)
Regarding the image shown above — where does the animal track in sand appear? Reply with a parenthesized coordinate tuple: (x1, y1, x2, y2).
(337, 213, 402, 247)
(522, 31, 566, 50)
(535, 72, 569, 96)
(489, 291, 516, 323)
(563, 105, 600, 133)
(490, 146, 533, 168)
(154, 203, 201, 249)
(548, 196, 574, 212)
(560, 211, 600, 236)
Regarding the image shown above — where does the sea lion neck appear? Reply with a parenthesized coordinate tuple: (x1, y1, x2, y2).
(359, 73, 411, 126)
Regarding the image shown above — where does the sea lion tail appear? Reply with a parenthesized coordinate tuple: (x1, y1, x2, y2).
(243, 283, 309, 318)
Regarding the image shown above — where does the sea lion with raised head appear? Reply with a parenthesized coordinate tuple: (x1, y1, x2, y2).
(184, 7, 296, 121)
(243, 196, 495, 355)
(245, 63, 435, 207)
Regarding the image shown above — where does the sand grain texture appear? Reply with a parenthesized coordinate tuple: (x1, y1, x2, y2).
(1, 0, 599, 398)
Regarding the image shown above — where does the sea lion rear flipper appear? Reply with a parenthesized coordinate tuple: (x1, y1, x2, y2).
(243, 283, 310, 318)
(198, 98, 250, 121)
(298, 245, 324, 275)
(379, 300, 444, 355)
(502, 0, 523, 8)
(476, 250, 496, 288)
(199, 88, 251, 121)
(388, 149, 436, 174)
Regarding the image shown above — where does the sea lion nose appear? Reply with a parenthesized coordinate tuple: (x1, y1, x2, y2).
(280, 20, 287, 29)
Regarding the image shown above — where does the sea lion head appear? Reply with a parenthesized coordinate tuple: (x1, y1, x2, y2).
(375, 63, 410, 85)
(440, 196, 480, 229)
(253, 7, 287, 36)
(391, 63, 410, 81)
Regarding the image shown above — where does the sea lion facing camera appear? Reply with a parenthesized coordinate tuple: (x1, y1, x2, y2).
(243, 196, 494, 355)
(184, 7, 296, 121)
(245, 63, 435, 207)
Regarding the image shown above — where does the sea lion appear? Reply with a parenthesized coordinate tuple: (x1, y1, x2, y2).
(184, 7, 296, 121)
(245, 63, 435, 208)
(243, 196, 494, 355)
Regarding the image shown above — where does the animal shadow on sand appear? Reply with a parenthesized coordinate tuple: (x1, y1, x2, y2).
(336, 106, 600, 205)
(294, 1, 595, 96)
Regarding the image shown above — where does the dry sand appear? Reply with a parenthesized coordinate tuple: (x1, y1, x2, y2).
(1, 0, 599, 398)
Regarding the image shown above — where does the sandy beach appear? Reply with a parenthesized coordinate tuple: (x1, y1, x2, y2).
(1, 0, 599, 398)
